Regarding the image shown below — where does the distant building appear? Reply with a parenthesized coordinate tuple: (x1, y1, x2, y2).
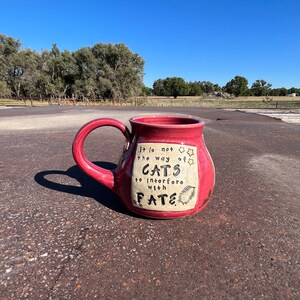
(287, 93, 297, 97)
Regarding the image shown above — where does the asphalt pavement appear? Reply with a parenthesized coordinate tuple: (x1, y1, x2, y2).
(0, 106, 299, 299)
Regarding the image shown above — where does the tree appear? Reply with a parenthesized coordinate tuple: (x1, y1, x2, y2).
(250, 80, 272, 96)
(107, 43, 144, 99)
(213, 84, 222, 92)
(199, 81, 215, 94)
(73, 47, 97, 99)
(39, 45, 65, 99)
(92, 43, 144, 100)
(140, 86, 153, 96)
(187, 81, 203, 96)
(224, 76, 248, 96)
(164, 77, 188, 98)
(153, 79, 166, 96)
(288, 87, 299, 95)
(0, 80, 11, 97)
(270, 88, 287, 96)
(4, 49, 41, 98)
(0, 34, 21, 96)
(60, 50, 78, 97)
(152, 77, 188, 98)
(0, 34, 21, 76)
(0, 35, 145, 101)
(18, 49, 41, 98)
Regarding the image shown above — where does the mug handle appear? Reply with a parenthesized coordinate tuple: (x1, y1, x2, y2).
(72, 118, 130, 190)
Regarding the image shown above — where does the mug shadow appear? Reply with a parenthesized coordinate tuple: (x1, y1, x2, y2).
(34, 161, 135, 216)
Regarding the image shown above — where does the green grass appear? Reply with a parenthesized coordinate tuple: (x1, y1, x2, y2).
(1, 96, 300, 109)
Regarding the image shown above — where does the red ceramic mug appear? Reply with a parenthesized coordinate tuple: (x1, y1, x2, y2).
(72, 115, 215, 219)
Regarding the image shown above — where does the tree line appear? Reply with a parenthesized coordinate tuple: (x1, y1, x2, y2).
(1, 33, 299, 102)
(150, 76, 300, 98)
(0, 34, 144, 101)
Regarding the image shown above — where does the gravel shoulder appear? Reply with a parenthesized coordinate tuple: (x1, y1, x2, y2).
(225, 108, 300, 124)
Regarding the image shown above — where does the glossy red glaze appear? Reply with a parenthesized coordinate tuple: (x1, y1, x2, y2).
(72, 115, 215, 219)
(72, 118, 130, 190)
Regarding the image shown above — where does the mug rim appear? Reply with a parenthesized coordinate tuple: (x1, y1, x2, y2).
(129, 114, 205, 128)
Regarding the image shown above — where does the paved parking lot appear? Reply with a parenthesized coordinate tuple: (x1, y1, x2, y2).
(1, 106, 299, 299)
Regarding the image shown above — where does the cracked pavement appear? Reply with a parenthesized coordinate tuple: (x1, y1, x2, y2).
(0, 106, 299, 299)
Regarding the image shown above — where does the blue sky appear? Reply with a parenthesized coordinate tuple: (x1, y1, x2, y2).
(1, 0, 300, 88)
